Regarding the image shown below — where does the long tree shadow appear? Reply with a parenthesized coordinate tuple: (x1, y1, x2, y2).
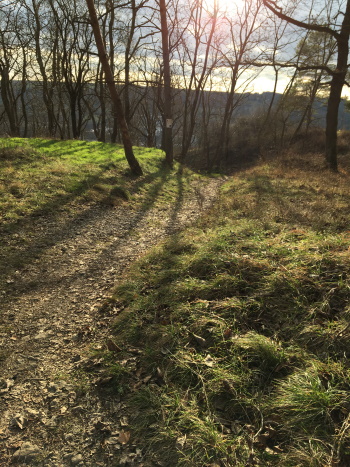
(27, 168, 231, 301)
(0, 150, 44, 169)
(0, 169, 106, 242)
(2, 132, 239, 301)
(1, 157, 295, 299)
(165, 168, 186, 233)
(77, 166, 189, 282)
(0, 163, 175, 296)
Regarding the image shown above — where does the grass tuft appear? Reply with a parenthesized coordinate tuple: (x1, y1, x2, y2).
(105, 149, 350, 466)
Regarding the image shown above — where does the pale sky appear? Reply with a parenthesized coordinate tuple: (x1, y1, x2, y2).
(239, 68, 350, 99)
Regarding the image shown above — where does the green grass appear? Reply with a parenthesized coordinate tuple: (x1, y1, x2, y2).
(0, 137, 197, 226)
(0, 137, 213, 289)
(104, 151, 350, 466)
(2, 137, 350, 465)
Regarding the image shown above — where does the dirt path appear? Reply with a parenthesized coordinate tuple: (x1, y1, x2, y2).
(0, 177, 223, 466)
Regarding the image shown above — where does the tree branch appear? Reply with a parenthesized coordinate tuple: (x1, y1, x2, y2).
(241, 60, 335, 75)
(263, 0, 340, 39)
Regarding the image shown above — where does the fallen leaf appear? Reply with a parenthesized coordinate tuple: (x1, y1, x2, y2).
(31, 397, 42, 404)
(118, 430, 131, 444)
(96, 376, 113, 386)
(159, 318, 170, 325)
(132, 381, 143, 390)
(222, 379, 234, 393)
(94, 420, 111, 433)
(193, 299, 209, 307)
(271, 445, 283, 453)
(265, 447, 279, 455)
(203, 354, 215, 367)
(11, 414, 27, 430)
(0, 379, 14, 394)
(156, 367, 165, 385)
(254, 432, 270, 447)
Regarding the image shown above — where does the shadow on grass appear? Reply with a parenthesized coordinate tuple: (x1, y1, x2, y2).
(0, 147, 45, 169)
(1, 170, 105, 234)
(0, 163, 180, 296)
(165, 169, 186, 233)
(0, 139, 125, 172)
(237, 173, 350, 232)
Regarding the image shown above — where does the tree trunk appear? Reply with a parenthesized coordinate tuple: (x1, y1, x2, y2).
(85, 0, 143, 176)
(325, 75, 343, 171)
(159, 0, 173, 166)
(0, 67, 20, 136)
(32, 0, 56, 137)
(325, 2, 350, 171)
(325, 30, 349, 171)
(263, 0, 350, 171)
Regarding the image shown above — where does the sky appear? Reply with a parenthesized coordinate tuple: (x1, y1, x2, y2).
(239, 69, 293, 95)
(243, 70, 350, 98)
(218, 0, 350, 98)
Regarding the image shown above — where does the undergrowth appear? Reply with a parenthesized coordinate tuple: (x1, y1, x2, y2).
(106, 150, 350, 466)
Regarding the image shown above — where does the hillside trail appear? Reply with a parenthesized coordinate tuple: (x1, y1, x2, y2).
(0, 176, 224, 466)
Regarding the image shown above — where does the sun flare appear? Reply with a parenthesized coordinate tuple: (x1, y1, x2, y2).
(204, 0, 246, 13)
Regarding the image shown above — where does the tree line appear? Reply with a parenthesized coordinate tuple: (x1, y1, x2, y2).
(0, 0, 348, 171)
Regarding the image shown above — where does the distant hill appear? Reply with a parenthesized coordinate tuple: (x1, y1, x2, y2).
(230, 92, 350, 130)
(1, 82, 349, 141)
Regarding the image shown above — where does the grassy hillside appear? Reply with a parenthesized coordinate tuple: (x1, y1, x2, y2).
(105, 150, 350, 466)
(2, 136, 350, 465)
(0, 138, 194, 226)
(0, 137, 211, 292)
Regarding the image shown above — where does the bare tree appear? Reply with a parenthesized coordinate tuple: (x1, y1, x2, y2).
(214, 0, 263, 161)
(263, 0, 350, 171)
(0, 3, 32, 136)
(175, 0, 220, 160)
(158, 0, 173, 165)
(23, 0, 58, 137)
(291, 31, 336, 138)
(256, 9, 291, 146)
(85, 0, 143, 175)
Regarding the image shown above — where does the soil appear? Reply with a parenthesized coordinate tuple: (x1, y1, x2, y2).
(0, 177, 223, 466)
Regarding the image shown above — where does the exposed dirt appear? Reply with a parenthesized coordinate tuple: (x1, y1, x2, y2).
(0, 177, 223, 466)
